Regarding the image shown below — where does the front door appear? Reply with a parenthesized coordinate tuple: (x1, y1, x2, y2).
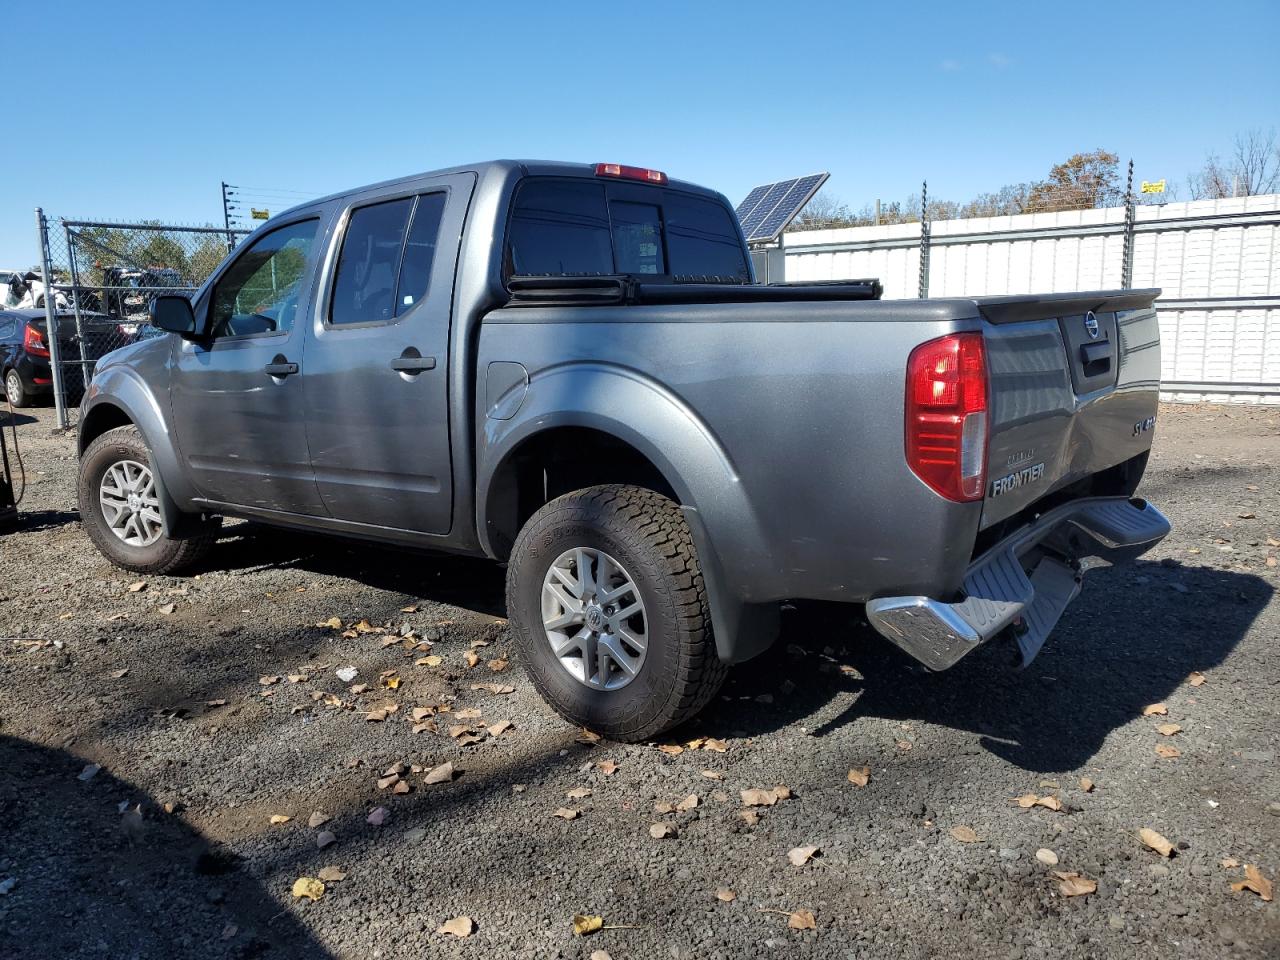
(301, 174, 473, 534)
(169, 215, 329, 515)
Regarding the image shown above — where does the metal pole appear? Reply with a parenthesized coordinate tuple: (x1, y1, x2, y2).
(222, 181, 235, 252)
(918, 181, 931, 299)
(35, 208, 68, 429)
(64, 223, 94, 390)
(1121, 159, 1135, 290)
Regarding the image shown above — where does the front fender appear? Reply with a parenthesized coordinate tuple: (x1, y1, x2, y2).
(478, 362, 780, 663)
(80, 367, 199, 536)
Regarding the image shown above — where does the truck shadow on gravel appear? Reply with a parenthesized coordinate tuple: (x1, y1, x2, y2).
(0, 735, 333, 960)
(711, 559, 1272, 773)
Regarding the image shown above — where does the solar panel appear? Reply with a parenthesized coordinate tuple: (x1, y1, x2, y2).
(734, 173, 829, 243)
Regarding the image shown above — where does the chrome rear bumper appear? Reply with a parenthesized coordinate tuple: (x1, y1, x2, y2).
(866, 497, 1170, 671)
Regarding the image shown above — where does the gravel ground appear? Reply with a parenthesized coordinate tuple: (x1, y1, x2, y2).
(0, 402, 1277, 960)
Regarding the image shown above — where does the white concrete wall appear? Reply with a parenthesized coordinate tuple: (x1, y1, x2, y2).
(781, 195, 1280, 403)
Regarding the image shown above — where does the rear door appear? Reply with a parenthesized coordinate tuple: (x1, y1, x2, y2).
(979, 291, 1161, 527)
(301, 173, 474, 534)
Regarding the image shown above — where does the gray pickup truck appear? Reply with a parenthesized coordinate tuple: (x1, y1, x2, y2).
(76, 160, 1170, 740)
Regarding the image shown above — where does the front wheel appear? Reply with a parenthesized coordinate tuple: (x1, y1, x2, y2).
(506, 484, 727, 742)
(77, 425, 219, 574)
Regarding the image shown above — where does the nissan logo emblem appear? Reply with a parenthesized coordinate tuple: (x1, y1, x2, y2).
(1084, 311, 1100, 339)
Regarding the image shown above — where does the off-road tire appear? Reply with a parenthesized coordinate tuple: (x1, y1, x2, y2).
(507, 484, 727, 742)
(78, 425, 219, 574)
(4, 369, 30, 408)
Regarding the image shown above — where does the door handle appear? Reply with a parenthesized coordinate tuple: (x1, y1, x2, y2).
(264, 359, 299, 377)
(390, 351, 436, 373)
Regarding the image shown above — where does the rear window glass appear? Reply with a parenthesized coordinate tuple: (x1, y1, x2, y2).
(507, 178, 749, 282)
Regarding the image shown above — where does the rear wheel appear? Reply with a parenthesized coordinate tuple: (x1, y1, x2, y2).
(506, 484, 726, 742)
(4, 369, 30, 408)
(78, 425, 219, 574)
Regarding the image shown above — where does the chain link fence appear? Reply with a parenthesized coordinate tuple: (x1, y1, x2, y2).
(33, 212, 250, 427)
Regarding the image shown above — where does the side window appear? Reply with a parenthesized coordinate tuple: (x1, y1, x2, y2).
(507, 180, 612, 277)
(330, 197, 413, 326)
(394, 193, 447, 316)
(610, 201, 665, 275)
(209, 219, 319, 339)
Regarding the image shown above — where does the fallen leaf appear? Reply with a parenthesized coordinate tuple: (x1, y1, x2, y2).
(411, 706, 435, 721)
(591, 952, 612, 960)
(400, 605, 419, 613)
(1055, 872, 1096, 897)
(419, 655, 443, 667)
(317, 617, 342, 629)
(353, 620, 379, 634)
(703, 738, 728, 753)
(788, 844, 820, 866)
(393, 781, 410, 795)
(1157, 723, 1183, 736)
(317, 865, 346, 882)
(158, 603, 176, 615)
(685, 737, 706, 750)
(456, 707, 483, 720)
(1143, 703, 1168, 716)
(739, 810, 760, 826)
(654, 800, 675, 814)
(1036, 848, 1059, 866)
(316, 830, 337, 849)
(572, 914, 603, 936)
(1222, 857, 1241, 869)
(741, 788, 779, 807)
(367, 807, 389, 826)
(1155, 743, 1182, 759)
(1012, 793, 1038, 808)
(1139, 827, 1175, 858)
(1187, 671, 1206, 686)
(308, 811, 331, 828)
(676, 794, 699, 813)
(424, 762, 456, 785)
(269, 814, 292, 825)
(471, 682, 515, 695)
(715, 887, 737, 902)
(847, 766, 871, 788)
(377, 774, 401, 790)
(382, 674, 401, 690)
(488, 720, 513, 737)
(1034, 795, 1062, 812)
(649, 822, 677, 839)
(291, 877, 324, 901)
(657, 745, 684, 756)
(110, 668, 129, 679)
(1230, 864, 1273, 902)
(488, 657, 509, 672)
(127, 581, 147, 593)
(788, 909, 817, 930)
(896, 740, 913, 752)
(464, 650, 479, 669)
(555, 807, 581, 821)
(576, 729, 602, 745)
(567, 786, 593, 799)
(412, 720, 437, 734)
(597, 760, 619, 776)
(950, 825, 979, 843)
(1079, 777, 1095, 792)
(259, 675, 280, 686)
(701, 769, 724, 780)
(437, 916, 474, 938)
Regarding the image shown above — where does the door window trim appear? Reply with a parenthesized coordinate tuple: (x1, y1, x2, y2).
(320, 186, 451, 333)
(201, 215, 322, 344)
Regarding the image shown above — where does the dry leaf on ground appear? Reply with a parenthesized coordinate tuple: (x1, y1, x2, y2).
(649, 822, 677, 839)
(291, 877, 324, 901)
(950, 825, 979, 843)
(127, 581, 147, 592)
(437, 916, 474, 938)
(741, 787, 782, 807)
(1036, 848, 1059, 866)
(788, 844, 820, 866)
(317, 866, 346, 882)
(567, 787, 592, 799)
(701, 769, 724, 780)
(847, 766, 871, 788)
(1157, 723, 1183, 736)
(554, 807, 581, 821)
(424, 762, 455, 785)
(488, 657, 510, 672)
(1155, 743, 1181, 759)
(572, 914, 604, 936)
(308, 812, 330, 828)
(472, 682, 515, 695)
(1079, 777, 1095, 792)
(1054, 871, 1096, 897)
(715, 887, 737, 902)
(739, 810, 760, 826)
(259, 676, 280, 686)
(576, 729, 602, 745)
(1230, 864, 1273, 902)
(1143, 703, 1168, 716)
(703, 738, 728, 753)
(1187, 671, 1207, 686)
(463, 650, 480, 669)
(676, 794, 699, 812)
(269, 814, 291, 825)
(1139, 827, 1175, 857)
(596, 760, 618, 775)
(591, 952, 612, 960)
(488, 720, 513, 737)
(657, 745, 684, 756)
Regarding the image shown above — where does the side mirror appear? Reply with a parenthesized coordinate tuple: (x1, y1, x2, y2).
(150, 295, 197, 337)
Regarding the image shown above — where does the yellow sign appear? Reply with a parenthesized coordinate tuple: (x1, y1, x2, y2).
(1140, 180, 1166, 194)
(251, 208, 270, 220)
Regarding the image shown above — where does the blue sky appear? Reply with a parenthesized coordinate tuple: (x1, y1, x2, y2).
(3, 0, 1277, 266)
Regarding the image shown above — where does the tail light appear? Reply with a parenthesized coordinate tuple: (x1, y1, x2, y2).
(24, 324, 50, 358)
(905, 332, 988, 502)
(594, 163, 669, 185)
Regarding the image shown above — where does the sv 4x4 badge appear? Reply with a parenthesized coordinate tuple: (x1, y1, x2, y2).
(1133, 415, 1156, 436)
(991, 461, 1046, 497)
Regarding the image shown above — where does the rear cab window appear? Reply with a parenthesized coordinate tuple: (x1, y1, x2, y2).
(506, 178, 749, 283)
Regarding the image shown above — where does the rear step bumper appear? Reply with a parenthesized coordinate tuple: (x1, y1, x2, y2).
(866, 497, 1171, 671)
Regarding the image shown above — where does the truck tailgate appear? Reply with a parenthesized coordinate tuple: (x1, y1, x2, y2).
(977, 289, 1161, 529)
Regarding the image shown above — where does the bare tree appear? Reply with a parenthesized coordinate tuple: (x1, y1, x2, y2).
(1187, 129, 1280, 199)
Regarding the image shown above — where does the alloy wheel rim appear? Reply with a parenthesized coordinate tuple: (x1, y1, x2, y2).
(99, 459, 164, 547)
(541, 546, 648, 691)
